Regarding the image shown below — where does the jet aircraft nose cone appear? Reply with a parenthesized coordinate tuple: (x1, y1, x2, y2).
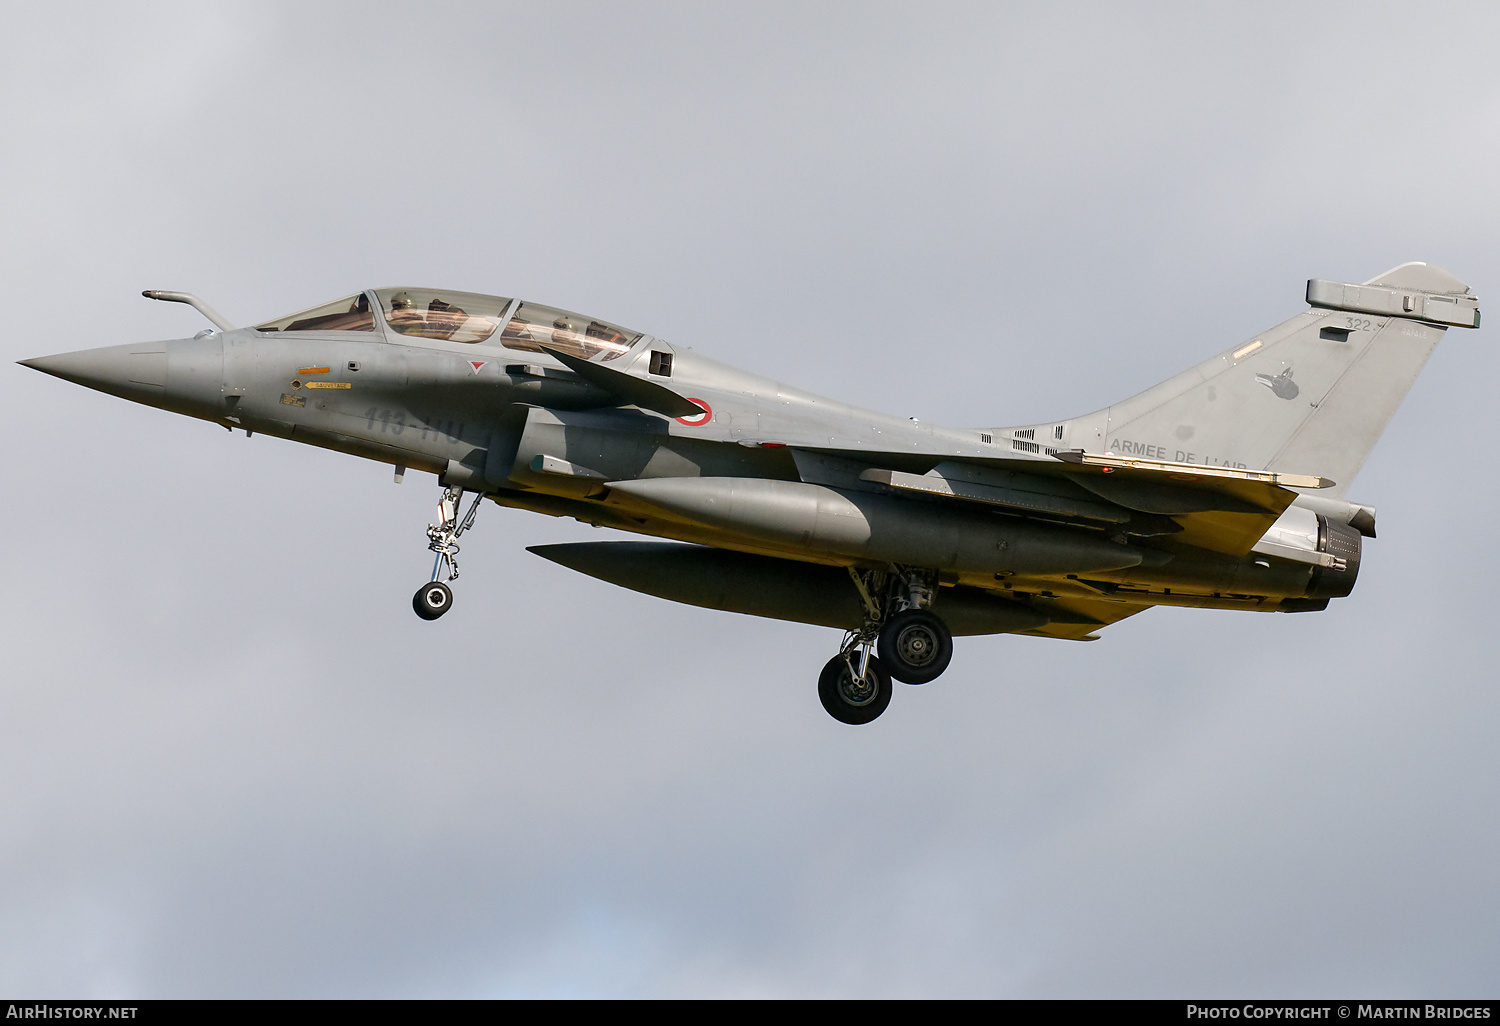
(19, 343, 168, 402)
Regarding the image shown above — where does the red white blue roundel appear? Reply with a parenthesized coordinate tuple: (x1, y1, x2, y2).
(676, 399, 712, 426)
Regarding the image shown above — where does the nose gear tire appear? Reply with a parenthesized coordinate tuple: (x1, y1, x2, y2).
(878, 609, 953, 684)
(413, 581, 453, 620)
(818, 653, 892, 725)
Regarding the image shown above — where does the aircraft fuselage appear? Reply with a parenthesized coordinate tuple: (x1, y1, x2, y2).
(30, 315, 1337, 617)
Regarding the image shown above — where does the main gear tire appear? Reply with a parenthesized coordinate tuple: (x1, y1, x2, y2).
(413, 581, 453, 620)
(878, 609, 953, 684)
(818, 653, 892, 725)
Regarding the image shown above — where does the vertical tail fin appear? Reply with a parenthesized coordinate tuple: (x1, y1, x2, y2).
(1026, 263, 1478, 498)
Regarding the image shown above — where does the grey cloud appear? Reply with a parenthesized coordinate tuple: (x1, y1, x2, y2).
(1, 0, 1497, 997)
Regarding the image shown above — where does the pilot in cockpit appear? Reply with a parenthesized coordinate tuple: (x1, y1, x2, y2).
(388, 291, 424, 331)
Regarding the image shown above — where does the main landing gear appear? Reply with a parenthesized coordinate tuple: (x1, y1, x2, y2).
(412, 485, 484, 620)
(818, 645, 891, 725)
(819, 567, 953, 725)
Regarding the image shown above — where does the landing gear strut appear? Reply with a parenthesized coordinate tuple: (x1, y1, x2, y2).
(412, 486, 483, 620)
(817, 566, 954, 723)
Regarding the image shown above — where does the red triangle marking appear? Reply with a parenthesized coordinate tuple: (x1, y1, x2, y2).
(470, 361, 486, 372)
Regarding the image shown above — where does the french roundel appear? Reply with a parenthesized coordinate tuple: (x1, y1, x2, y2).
(676, 399, 712, 426)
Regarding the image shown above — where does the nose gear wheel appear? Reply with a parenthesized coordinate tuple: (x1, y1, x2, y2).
(413, 581, 453, 620)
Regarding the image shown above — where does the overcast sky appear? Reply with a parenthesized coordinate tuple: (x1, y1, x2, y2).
(2, 1, 1498, 998)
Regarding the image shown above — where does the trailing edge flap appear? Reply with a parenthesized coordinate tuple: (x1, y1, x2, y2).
(540, 346, 703, 418)
(793, 444, 1326, 557)
(1050, 449, 1320, 555)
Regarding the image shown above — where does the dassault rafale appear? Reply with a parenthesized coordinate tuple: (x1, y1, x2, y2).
(21, 263, 1479, 723)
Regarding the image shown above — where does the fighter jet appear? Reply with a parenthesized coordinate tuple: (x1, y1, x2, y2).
(19, 263, 1480, 723)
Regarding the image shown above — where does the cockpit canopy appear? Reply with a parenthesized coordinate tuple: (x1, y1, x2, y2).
(378, 288, 510, 344)
(256, 288, 642, 362)
(256, 292, 375, 333)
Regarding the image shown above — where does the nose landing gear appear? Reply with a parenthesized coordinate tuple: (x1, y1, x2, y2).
(818, 566, 953, 723)
(412, 485, 484, 620)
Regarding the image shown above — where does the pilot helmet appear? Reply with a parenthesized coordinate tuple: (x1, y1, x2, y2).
(390, 291, 415, 311)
